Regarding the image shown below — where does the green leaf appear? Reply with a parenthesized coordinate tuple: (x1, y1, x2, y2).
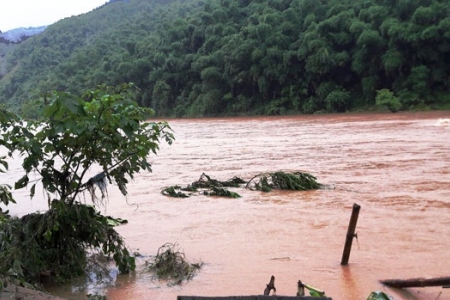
(30, 183, 36, 199)
(0, 156, 8, 173)
(15, 175, 29, 189)
(53, 221, 60, 232)
(42, 99, 61, 119)
(43, 229, 52, 242)
(367, 291, 391, 300)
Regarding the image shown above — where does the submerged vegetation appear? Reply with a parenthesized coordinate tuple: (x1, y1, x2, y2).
(162, 173, 245, 198)
(162, 171, 322, 198)
(247, 171, 323, 192)
(0, 84, 174, 289)
(145, 243, 203, 285)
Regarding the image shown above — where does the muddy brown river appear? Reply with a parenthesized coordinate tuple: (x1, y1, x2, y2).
(2, 111, 450, 300)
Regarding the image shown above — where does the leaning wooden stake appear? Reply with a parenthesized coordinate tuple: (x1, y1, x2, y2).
(340, 203, 361, 265)
(263, 275, 276, 295)
(380, 276, 450, 288)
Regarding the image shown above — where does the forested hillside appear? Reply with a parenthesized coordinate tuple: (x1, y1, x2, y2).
(1, 0, 450, 117)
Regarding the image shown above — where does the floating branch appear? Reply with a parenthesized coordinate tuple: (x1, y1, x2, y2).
(246, 171, 322, 192)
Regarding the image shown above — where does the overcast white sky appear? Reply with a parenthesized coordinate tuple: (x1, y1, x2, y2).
(0, 0, 108, 32)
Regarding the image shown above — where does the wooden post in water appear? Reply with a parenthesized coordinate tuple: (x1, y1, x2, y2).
(340, 203, 361, 265)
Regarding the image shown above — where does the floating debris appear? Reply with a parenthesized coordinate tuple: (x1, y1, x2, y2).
(246, 171, 322, 192)
(145, 243, 203, 285)
(367, 291, 391, 300)
(162, 171, 322, 198)
(162, 173, 244, 198)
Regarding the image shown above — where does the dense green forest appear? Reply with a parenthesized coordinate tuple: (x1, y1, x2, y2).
(1, 0, 450, 117)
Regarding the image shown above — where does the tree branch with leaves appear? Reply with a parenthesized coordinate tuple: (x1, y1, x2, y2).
(0, 83, 174, 286)
(2, 83, 173, 206)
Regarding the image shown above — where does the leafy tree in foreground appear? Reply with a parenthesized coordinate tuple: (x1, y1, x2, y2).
(0, 83, 174, 286)
(0, 105, 18, 221)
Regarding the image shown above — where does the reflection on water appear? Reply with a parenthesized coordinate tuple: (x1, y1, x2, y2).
(3, 111, 450, 299)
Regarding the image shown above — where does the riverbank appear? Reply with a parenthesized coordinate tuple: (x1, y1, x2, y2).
(0, 284, 64, 300)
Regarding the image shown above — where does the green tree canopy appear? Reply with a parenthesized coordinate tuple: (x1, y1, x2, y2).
(1, 0, 450, 116)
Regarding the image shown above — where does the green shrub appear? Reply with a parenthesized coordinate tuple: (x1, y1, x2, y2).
(375, 89, 401, 112)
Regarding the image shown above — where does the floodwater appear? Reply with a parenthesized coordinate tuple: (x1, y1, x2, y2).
(2, 111, 450, 300)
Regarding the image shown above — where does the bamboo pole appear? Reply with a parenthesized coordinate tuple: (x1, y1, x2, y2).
(380, 276, 450, 288)
(340, 203, 360, 265)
